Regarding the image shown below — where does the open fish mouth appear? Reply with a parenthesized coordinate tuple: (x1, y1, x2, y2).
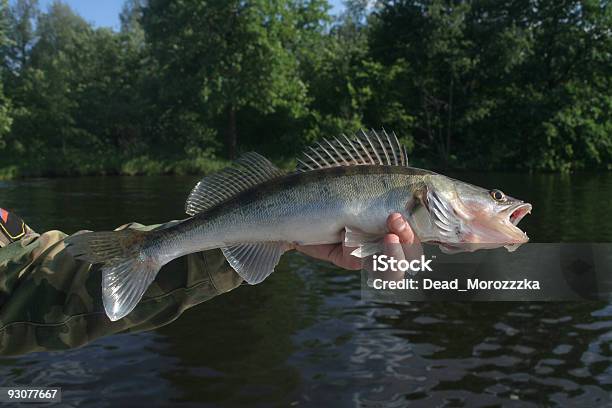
(509, 203, 532, 227)
(503, 203, 532, 251)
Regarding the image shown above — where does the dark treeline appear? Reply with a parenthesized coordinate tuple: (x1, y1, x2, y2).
(0, 0, 610, 178)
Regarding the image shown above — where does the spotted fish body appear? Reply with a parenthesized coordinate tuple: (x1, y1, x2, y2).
(65, 130, 532, 321)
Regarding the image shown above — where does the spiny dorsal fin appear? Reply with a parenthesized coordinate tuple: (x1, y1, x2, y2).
(296, 129, 408, 173)
(185, 152, 284, 216)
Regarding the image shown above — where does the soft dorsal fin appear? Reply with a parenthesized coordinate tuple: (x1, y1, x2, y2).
(185, 152, 284, 216)
(296, 129, 409, 173)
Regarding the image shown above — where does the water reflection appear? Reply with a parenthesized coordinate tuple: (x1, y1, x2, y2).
(0, 173, 611, 406)
(0, 331, 180, 406)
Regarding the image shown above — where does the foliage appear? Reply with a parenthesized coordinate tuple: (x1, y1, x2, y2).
(369, 0, 611, 170)
(0, 0, 12, 144)
(0, 0, 609, 178)
(142, 0, 328, 158)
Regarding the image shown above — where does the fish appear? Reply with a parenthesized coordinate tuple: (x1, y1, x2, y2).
(65, 130, 532, 321)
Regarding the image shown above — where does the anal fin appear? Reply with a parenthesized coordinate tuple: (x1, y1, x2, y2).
(221, 242, 291, 284)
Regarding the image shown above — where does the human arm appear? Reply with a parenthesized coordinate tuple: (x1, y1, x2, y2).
(0, 223, 242, 356)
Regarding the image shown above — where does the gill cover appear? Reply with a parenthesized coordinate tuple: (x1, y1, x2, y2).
(426, 189, 462, 240)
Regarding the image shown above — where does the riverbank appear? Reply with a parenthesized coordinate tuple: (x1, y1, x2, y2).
(0, 152, 307, 180)
(0, 154, 232, 180)
(2, 154, 610, 180)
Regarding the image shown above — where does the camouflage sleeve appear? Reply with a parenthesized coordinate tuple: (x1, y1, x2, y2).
(0, 222, 243, 356)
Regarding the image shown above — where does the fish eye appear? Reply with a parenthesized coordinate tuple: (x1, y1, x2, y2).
(489, 189, 505, 201)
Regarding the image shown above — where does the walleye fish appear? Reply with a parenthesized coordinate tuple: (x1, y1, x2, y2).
(65, 130, 532, 321)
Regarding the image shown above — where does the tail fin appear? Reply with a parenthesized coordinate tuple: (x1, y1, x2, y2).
(64, 230, 161, 321)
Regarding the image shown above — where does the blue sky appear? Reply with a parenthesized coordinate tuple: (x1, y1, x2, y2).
(34, 0, 346, 30)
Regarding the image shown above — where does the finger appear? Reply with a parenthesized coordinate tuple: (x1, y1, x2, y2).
(381, 234, 405, 280)
(387, 213, 414, 244)
(387, 213, 423, 261)
(383, 233, 404, 260)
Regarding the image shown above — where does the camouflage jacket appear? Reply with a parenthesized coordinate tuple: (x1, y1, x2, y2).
(0, 222, 243, 356)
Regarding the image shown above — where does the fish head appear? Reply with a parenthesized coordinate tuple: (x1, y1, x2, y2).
(423, 176, 532, 254)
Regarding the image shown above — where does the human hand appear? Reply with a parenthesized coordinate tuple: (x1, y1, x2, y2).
(293, 213, 422, 273)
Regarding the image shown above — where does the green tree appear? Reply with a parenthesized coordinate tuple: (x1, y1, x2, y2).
(4, 1, 156, 163)
(0, 0, 609, 177)
(142, 0, 327, 158)
(1, 0, 39, 154)
(0, 0, 12, 145)
(302, 0, 369, 139)
(506, 0, 612, 170)
(369, 0, 611, 170)
(120, 0, 145, 47)
(370, 0, 481, 167)
(3, 0, 37, 72)
(15, 2, 96, 155)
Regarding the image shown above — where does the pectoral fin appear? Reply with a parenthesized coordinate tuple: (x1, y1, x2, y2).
(344, 226, 384, 258)
(221, 242, 291, 284)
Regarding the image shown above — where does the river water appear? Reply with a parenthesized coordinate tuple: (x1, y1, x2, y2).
(0, 173, 611, 406)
